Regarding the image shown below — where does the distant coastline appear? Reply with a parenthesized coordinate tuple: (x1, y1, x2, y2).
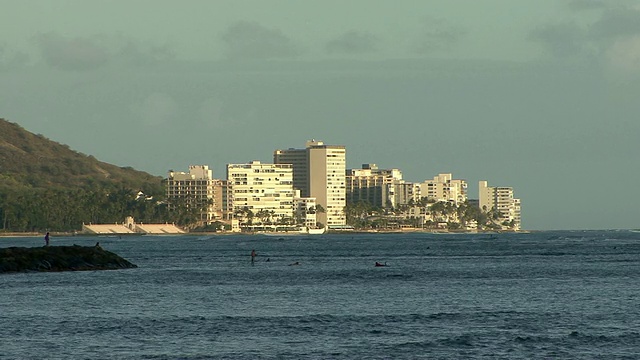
(0, 228, 533, 238)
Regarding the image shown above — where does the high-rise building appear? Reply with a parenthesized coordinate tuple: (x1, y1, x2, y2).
(274, 140, 346, 228)
(309, 142, 346, 228)
(478, 180, 521, 230)
(167, 165, 218, 225)
(226, 161, 295, 222)
(273, 147, 308, 196)
(419, 173, 468, 204)
(393, 181, 422, 207)
(346, 164, 403, 208)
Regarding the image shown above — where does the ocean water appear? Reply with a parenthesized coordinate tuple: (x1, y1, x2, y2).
(1, 230, 640, 359)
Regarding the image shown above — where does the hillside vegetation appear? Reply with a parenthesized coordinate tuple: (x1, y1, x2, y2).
(0, 119, 162, 190)
(0, 118, 167, 232)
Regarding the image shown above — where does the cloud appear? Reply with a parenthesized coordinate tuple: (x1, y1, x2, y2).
(531, 3, 640, 57)
(33, 32, 177, 70)
(529, 22, 589, 58)
(412, 18, 466, 54)
(589, 7, 640, 39)
(605, 35, 640, 75)
(567, 0, 609, 11)
(568, 0, 639, 12)
(325, 31, 379, 55)
(529, 4, 640, 75)
(198, 97, 238, 128)
(221, 21, 301, 59)
(34, 33, 109, 70)
(0, 45, 25, 70)
(133, 93, 178, 126)
(116, 39, 176, 66)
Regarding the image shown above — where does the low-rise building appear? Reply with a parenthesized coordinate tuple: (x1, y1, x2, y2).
(293, 190, 318, 229)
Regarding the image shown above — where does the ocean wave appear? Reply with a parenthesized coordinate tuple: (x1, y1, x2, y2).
(437, 333, 475, 347)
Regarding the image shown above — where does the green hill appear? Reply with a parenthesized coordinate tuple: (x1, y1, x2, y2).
(0, 118, 167, 232)
(0, 119, 162, 190)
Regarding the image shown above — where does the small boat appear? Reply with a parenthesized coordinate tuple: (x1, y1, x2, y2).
(308, 228, 326, 235)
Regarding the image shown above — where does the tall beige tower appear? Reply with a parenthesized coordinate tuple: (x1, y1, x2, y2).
(308, 142, 346, 228)
(274, 140, 346, 228)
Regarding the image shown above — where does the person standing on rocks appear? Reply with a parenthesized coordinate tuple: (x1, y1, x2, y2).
(44, 232, 50, 247)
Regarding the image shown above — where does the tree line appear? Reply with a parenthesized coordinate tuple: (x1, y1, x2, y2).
(344, 198, 515, 231)
(0, 185, 199, 233)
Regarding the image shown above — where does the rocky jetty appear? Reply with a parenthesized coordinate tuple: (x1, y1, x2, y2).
(0, 245, 138, 273)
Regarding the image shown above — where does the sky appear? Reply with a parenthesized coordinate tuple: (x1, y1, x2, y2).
(1, 0, 639, 230)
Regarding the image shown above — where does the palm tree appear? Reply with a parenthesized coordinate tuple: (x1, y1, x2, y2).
(256, 209, 271, 226)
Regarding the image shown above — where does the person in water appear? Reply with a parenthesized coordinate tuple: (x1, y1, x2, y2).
(375, 262, 387, 267)
(44, 232, 50, 247)
(251, 249, 257, 264)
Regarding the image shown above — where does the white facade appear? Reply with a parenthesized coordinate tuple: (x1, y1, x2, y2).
(308, 143, 346, 228)
(293, 190, 318, 229)
(419, 173, 468, 204)
(167, 165, 218, 224)
(479, 180, 521, 230)
(227, 161, 295, 223)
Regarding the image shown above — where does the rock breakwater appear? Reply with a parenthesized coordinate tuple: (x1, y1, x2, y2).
(0, 245, 138, 273)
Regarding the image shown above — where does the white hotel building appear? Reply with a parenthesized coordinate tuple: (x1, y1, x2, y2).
(227, 161, 295, 228)
(479, 180, 521, 230)
(419, 173, 468, 204)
